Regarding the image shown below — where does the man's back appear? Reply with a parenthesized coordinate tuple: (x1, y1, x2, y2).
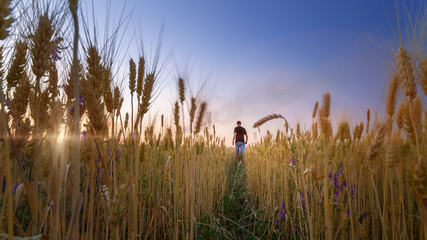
(234, 126, 247, 143)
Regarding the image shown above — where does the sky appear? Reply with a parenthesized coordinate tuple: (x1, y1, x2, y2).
(88, 0, 425, 145)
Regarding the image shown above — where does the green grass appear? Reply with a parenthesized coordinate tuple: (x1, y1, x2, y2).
(198, 157, 271, 239)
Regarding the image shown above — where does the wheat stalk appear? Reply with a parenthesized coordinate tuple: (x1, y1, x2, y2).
(140, 71, 155, 116)
(81, 46, 107, 135)
(0, 0, 13, 40)
(189, 97, 197, 135)
(64, 60, 82, 104)
(424, 110, 427, 131)
(178, 77, 185, 135)
(396, 46, 417, 101)
(337, 121, 351, 142)
(403, 99, 418, 144)
(194, 101, 207, 134)
(0, 1, 14, 238)
(69, 0, 81, 238)
(103, 68, 114, 115)
(136, 57, 145, 102)
(319, 92, 332, 139)
(366, 108, 371, 134)
(396, 103, 405, 131)
(253, 113, 287, 128)
(420, 56, 427, 96)
(6, 41, 27, 91)
(312, 122, 318, 140)
(174, 101, 181, 144)
(10, 73, 30, 127)
(30, 13, 54, 79)
(386, 76, 398, 118)
(312, 101, 319, 119)
(368, 124, 386, 161)
(129, 58, 136, 133)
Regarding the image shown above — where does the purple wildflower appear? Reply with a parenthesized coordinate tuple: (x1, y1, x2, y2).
(289, 156, 295, 167)
(333, 173, 340, 189)
(12, 184, 19, 193)
(333, 191, 339, 205)
(279, 211, 285, 222)
(343, 179, 348, 188)
(1, 177, 5, 193)
(279, 202, 287, 222)
(299, 192, 306, 212)
(51, 47, 61, 61)
(79, 95, 85, 107)
(51, 38, 63, 61)
(346, 209, 350, 218)
(359, 211, 369, 224)
(81, 131, 86, 142)
(274, 218, 279, 228)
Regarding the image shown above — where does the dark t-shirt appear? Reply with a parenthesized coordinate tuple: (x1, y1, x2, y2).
(234, 126, 247, 143)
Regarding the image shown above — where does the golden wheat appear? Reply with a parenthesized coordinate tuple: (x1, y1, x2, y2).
(136, 57, 145, 100)
(6, 41, 27, 90)
(81, 46, 107, 135)
(312, 101, 319, 119)
(189, 97, 197, 135)
(396, 46, 417, 101)
(420, 55, 427, 96)
(194, 101, 207, 134)
(253, 113, 287, 128)
(386, 75, 398, 118)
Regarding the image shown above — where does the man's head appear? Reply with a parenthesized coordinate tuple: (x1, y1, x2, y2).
(236, 121, 241, 126)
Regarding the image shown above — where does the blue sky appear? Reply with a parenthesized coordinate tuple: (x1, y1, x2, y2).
(92, 0, 423, 144)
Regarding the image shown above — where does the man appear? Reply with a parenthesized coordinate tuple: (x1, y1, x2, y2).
(232, 121, 248, 160)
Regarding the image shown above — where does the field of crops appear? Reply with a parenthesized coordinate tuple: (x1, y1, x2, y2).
(0, 0, 426, 239)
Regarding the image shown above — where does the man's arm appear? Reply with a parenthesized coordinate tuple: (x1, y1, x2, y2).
(232, 133, 236, 146)
(245, 133, 248, 144)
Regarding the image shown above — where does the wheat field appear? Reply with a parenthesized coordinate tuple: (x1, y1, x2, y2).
(0, 0, 426, 239)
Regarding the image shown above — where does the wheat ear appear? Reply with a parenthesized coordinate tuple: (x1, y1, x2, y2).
(319, 92, 332, 139)
(178, 77, 185, 134)
(129, 59, 136, 95)
(31, 13, 54, 79)
(174, 101, 181, 143)
(6, 41, 27, 91)
(366, 108, 371, 135)
(368, 124, 386, 161)
(312, 101, 319, 119)
(103, 67, 114, 114)
(194, 101, 207, 134)
(81, 46, 107, 135)
(396, 46, 417, 101)
(189, 97, 197, 135)
(337, 121, 350, 142)
(386, 76, 398, 118)
(136, 57, 145, 101)
(253, 113, 287, 128)
(396, 103, 405, 131)
(129, 58, 136, 133)
(0, 0, 13, 40)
